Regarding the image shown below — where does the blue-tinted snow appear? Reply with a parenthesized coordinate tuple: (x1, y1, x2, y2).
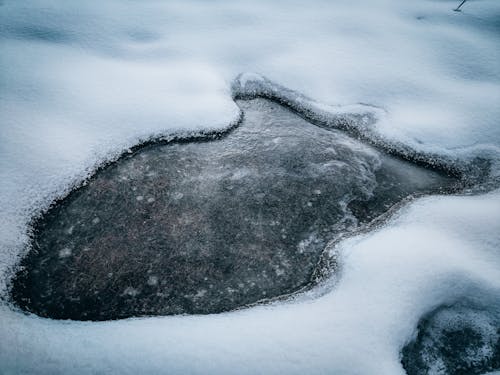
(1, 0, 499, 373)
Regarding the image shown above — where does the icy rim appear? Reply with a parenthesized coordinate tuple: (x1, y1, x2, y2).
(232, 73, 494, 184)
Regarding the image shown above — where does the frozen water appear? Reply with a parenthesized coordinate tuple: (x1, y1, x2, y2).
(1, 0, 499, 373)
(10, 98, 456, 320)
(402, 302, 500, 375)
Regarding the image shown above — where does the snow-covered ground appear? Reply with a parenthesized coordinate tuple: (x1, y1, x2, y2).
(1, 0, 499, 374)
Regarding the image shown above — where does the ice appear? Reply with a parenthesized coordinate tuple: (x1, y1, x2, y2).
(10, 98, 456, 321)
(58, 248, 72, 259)
(402, 304, 500, 374)
(1, 0, 500, 373)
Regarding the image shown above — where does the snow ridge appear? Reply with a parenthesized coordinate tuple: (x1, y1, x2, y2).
(233, 73, 494, 185)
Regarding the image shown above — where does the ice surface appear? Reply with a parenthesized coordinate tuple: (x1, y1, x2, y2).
(10, 98, 456, 321)
(402, 303, 500, 374)
(1, 0, 500, 373)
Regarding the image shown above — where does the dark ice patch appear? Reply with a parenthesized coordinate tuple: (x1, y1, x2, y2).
(402, 303, 500, 375)
(10, 98, 458, 321)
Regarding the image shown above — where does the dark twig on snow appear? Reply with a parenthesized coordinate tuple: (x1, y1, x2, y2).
(454, 0, 467, 12)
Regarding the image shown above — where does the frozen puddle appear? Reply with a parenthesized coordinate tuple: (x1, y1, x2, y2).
(402, 301, 500, 375)
(10, 98, 458, 321)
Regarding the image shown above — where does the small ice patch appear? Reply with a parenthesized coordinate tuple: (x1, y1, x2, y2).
(194, 289, 207, 298)
(274, 268, 285, 276)
(147, 276, 158, 286)
(122, 287, 140, 297)
(58, 248, 72, 258)
(297, 233, 319, 254)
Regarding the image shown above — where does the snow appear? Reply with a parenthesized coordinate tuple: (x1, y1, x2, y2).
(1, 0, 499, 373)
(2, 190, 499, 374)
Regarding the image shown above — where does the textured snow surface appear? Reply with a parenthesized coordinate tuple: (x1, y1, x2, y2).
(1, 0, 499, 374)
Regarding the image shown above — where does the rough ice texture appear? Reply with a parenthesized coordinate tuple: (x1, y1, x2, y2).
(1, 0, 499, 373)
(11, 98, 456, 321)
(402, 303, 500, 374)
(233, 73, 493, 181)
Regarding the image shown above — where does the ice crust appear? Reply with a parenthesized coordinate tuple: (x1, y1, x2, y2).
(402, 303, 500, 374)
(10, 98, 457, 321)
(1, 0, 500, 374)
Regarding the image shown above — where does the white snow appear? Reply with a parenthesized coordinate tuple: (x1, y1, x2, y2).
(1, 0, 499, 374)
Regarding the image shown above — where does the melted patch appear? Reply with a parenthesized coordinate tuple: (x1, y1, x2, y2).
(402, 304, 500, 375)
(11, 98, 457, 320)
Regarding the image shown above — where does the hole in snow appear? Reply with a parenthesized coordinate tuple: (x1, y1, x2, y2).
(402, 301, 500, 375)
(10, 98, 459, 321)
